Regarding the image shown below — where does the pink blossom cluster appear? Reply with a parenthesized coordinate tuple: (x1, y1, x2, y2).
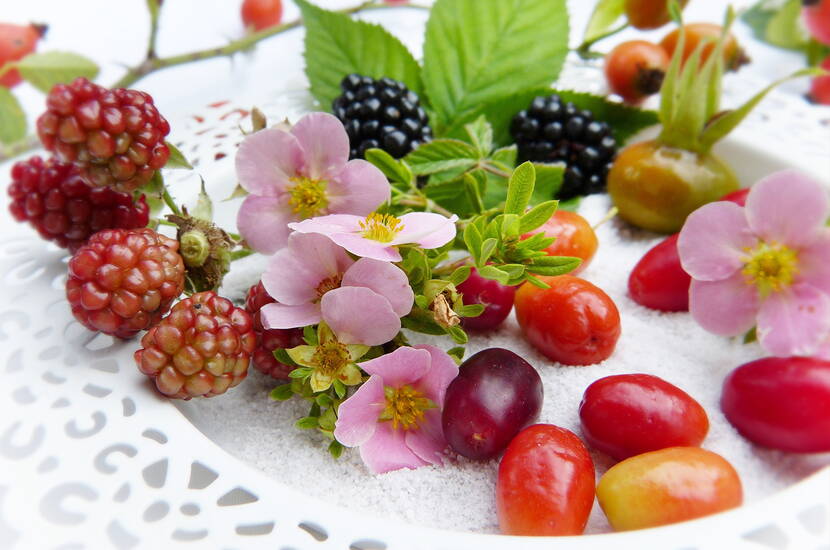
(235, 112, 460, 473)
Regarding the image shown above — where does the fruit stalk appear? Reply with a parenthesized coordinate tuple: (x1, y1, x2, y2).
(112, 1, 430, 89)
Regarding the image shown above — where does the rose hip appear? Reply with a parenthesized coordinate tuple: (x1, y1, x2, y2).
(457, 268, 516, 330)
(442, 348, 543, 460)
(580, 373, 709, 460)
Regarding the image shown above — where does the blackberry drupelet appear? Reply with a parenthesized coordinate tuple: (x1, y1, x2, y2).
(332, 74, 432, 159)
(511, 94, 617, 200)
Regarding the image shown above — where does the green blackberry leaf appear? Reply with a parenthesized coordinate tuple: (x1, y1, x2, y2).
(531, 163, 565, 203)
(365, 148, 413, 185)
(17, 51, 99, 93)
(0, 87, 26, 146)
(464, 116, 494, 156)
(296, 0, 422, 109)
(404, 139, 481, 175)
(422, 0, 569, 134)
(164, 142, 194, 170)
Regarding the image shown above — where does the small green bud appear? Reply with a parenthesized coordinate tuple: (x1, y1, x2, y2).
(180, 229, 211, 267)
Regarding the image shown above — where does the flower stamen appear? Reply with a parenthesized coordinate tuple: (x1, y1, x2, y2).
(741, 241, 799, 298)
(310, 340, 350, 376)
(315, 273, 343, 300)
(379, 385, 435, 431)
(288, 177, 328, 218)
(359, 213, 404, 243)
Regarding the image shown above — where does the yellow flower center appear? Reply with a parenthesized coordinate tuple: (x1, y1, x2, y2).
(311, 340, 350, 376)
(741, 241, 799, 298)
(380, 385, 435, 431)
(288, 176, 328, 218)
(315, 273, 343, 300)
(360, 213, 404, 243)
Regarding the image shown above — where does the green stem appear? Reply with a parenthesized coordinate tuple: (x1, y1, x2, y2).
(112, 1, 431, 89)
(399, 196, 455, 218)
(161, 186, 183, 217)
(146, 0, 161, 59)
(230, 248, 255, 261)
(479, 162, 512, 179)
(575, 22, 629, 60)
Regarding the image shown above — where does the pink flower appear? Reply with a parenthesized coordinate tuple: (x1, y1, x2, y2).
(235, 112, 390, 254)
(260, 232, 413, 346)
(288, 212, 458, 262)
(678, 170, 830, 357)
(333, 345, 459, 474)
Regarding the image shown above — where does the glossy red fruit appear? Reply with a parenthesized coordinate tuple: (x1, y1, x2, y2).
(0, 23, 44, 88)
(808, 54, 830, 105)
(628, 234, 690, 312)
(624, 0, 689, 30)
(442, 348, 543, 460)
(521, 210, 598, 275)
(597, 447, 742, 530)
(241, 0, 283, 31)
(720, 187, 749, 206)
(457, 268, 516, 330)
(804, 0, 830, 45)
(497, 424, 595, 535)
(515, 275, 621, 365)
(604, 40, 670, 104)
(721, 356, 830, 453)
(580, 374, 709, 461)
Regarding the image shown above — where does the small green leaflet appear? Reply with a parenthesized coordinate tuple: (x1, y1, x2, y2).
(742, 0, 809, 51)
(17, 51, 99, 93)
(583, 0, 626, 44)
(296, 0, 422, 109)
(422, 0, 569, 134)
(165, 142, 194, 170)
(365, 148, 413, 185)
(503, 162, 536, 215)
(0, 87, 26, 145)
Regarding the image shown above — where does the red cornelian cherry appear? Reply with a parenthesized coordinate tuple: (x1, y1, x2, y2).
(521, 210, 598, 275)
(808, 54, 830, 105)
(457, 268, 517, 330)
(580, 373, 709, 460)
(803, 0, 830, 46)
(497, 424, 595, 535)
(515, 275, 621, 365)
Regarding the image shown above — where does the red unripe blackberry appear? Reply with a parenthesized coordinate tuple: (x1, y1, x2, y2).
(36, 77, 171, 193)
(8, 156, 149, 252)
(245, 281, 304, 379)
(66, 228, 185, 339)
(135, 291, 256, 399)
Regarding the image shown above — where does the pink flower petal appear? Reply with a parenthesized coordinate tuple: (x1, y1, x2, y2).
(745, 170, 830, 248)
(359, 346, 431, 388)
(689, 273, 759, 336)
(260, 302, 322, 329)
(288, 214, 362, 235)
(321, 287, 401, 346)
(236, 195, 293, 254)
(328, 233, 402, 262)
(327, 159, 391, 215)
(797, 229, 830, 295)
(816, 336, 830, 361)
(678, 201, 755, 281)
(342, 258, 414, 317)
(262, 233, 354, 305)
(393, 212, 459, 249)
(757, 283, 830, 357)
(333, 375, 386, 448)
(413, 344, 459, 405)
(359, 421, 429, 474)
(235, 127, 303, 196)
(405, 410, 447, 466)
(291, 112, 350, 180)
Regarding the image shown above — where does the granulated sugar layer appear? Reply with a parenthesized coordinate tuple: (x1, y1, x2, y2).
(177, 194, 830, 534)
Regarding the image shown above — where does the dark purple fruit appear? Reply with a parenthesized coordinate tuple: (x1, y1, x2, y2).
(457, 268, 517, 331)
(442, 348, 543, 460)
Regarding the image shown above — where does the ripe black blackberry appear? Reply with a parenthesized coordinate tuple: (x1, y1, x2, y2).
(332, 74, 432, 159)
(510, 94, 617, 200)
